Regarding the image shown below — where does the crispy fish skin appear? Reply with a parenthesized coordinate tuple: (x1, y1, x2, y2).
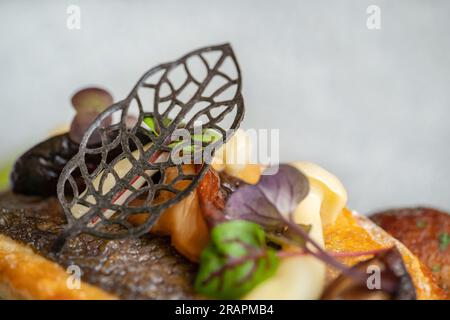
(0, 234, 116, 299)
(0, 190, 446, 300)
(0, 169, 238, 300)
(370, 207, 450, 294)
(0, 191, 197, 300)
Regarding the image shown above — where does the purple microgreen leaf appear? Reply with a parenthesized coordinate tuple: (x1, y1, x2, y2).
(69, 87, 113, 144)
(69, 111, 100, 144)
(71, 87, 113, 113)
(225, 164, 309, 230)
(125, 115, 138, 128)
(224, 163, 369, 285)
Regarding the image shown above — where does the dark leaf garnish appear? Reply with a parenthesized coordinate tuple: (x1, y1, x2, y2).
(322, 247, 416, 300)
(69, 111, 110, 144)
(69, 87, 114, 144)
(71, 87, 113, 113)
(224, 164, 370, 284)
(12, 88, 115, 197)
(11, 134, 81, 197)
(225, 164, 309, 230)
(195, 220, 279, 299)
(54, 44, 244, 250)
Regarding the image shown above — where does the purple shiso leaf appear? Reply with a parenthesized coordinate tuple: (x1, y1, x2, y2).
(225, 164, 309, 230)
(225, 164, 369, 283)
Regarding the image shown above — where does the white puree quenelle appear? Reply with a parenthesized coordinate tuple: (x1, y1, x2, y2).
(212, 130, 348, 299)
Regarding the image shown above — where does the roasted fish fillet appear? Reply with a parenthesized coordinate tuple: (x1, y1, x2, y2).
(0, 191, 197, 299)
(0, 191, 445, 299)
(371, 207, 450, 294)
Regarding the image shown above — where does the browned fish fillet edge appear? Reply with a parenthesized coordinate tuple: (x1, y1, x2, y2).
(0, 211, 444, 300)
(353, 212, 446, 300)
(0, 234, 116, 300)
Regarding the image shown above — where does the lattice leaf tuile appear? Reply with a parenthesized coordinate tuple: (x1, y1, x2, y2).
(54, 44, 245, 250)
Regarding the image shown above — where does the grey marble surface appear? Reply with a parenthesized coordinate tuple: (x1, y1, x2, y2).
(0, 0, 449, 214)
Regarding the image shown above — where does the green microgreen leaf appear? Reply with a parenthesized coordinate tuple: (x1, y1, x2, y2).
(143, 116, 175, 136)
(416, 220, 427, 229)
(0, 159, 13, 191)
(143, 115, 222, 153)
(439, 232, 449, 252)
(169, 129, 221, 153)
(194, 220, 279, 299)
(143, 117, 159, 136)
(431, 265, 442, 273)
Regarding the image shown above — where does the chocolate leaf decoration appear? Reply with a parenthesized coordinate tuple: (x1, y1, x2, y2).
(195, 220, 279, 299)
(55, 44, 244, 247)
(225, 164, 309, 230)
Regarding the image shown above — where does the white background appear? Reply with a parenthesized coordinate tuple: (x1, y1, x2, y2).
(0, 0, 449, 213)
